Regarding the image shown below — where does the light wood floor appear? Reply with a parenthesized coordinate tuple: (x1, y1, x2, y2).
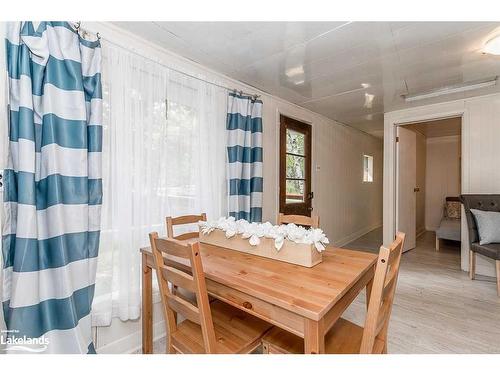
(344, 228, 500, 353)
(143, 229, 500, 354)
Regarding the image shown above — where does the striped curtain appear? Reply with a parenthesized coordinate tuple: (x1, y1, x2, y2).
(2, 22, 102, 354)
(226, 93, 263, 222)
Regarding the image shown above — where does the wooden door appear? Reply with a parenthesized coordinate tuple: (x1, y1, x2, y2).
(397, 126, 416, 251)
(279, 115, 312, 216)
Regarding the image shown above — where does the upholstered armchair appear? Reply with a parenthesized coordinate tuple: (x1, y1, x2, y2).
(461, 195, 500, 296)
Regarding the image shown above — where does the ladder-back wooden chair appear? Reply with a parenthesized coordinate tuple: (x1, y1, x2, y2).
(149, 233, 272, 353)
(166, 213, 210, 305)
(166, 213, 207, 242)
(277, 213, 319, 228)
(262, 232, 406, 354)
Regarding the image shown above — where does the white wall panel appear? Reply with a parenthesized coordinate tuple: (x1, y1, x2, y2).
(425, 136, 461, 231)
(261, 104, 383, 246)
(463, 95, 500, 276)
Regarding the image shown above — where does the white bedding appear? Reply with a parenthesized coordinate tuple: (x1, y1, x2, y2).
(436, 218, 461, 242)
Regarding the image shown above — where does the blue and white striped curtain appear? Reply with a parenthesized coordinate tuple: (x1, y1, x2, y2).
(226, 93, 263, 222)
(2, 22, 102, 354)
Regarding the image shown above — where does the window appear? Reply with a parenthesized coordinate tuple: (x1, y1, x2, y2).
(286, 128, 306, 203)
(93, 44, 228, 326)
(363, 155, 374, 182)
(279, 115, 312, 216)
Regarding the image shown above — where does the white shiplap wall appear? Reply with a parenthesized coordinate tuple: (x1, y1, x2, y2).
(463, 95, 500, 276)
(69, 22, 383, 353)
(425, 136, 461, 231)
(262, 105, 383, 246)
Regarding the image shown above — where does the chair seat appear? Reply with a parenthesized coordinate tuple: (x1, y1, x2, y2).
(171, 300, 272, 353)
(262, 318, 385, 354)
(472, 242, 500, 260)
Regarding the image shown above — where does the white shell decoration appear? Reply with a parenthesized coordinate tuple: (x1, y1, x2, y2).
(199, 217, 329, 253)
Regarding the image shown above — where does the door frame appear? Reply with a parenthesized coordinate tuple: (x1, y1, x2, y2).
(384, 99, 468, 268)
(392, 113, 465, 248)
(274, 110, 314, 219)
(279, 114, 313, 216)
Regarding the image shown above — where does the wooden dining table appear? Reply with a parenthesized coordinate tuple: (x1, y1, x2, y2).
(141, 241, 377, 354)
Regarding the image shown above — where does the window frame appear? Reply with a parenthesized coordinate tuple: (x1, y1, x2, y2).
(363, 154, 374, 183)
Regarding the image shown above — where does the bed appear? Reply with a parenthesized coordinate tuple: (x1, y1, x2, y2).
(435, 197, 461, 251)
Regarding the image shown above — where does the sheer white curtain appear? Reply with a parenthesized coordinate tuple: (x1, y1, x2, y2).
(92, 42, 227, 326)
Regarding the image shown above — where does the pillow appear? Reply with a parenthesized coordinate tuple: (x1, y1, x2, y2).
(446, 201, 461, 219)
(470, 209, 500, 245)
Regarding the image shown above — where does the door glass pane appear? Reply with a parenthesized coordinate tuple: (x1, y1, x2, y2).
(286, 179, 304, 203)
(286, 154, 305, 179)
(286, 129, 305, 155)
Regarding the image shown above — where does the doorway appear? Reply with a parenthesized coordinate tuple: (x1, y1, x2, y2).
(396, 117, 462, 252)
(279, 115, 312, 216)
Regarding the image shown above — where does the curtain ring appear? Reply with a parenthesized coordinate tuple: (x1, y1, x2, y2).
(96, 32, 101, 40)
(75, 21, 81, 31)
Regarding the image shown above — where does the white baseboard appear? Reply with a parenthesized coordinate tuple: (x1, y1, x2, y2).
(96, 319, 166, 354)
(416, 228, 427, 238)
(334, 223, 382, 248)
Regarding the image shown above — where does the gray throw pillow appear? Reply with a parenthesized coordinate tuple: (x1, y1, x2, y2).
(471, 209, 500, 245)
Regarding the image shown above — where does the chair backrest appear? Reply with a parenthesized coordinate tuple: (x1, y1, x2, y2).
(359, 232, 406, 354)
(277, 213, 319, 228)
(149, 232, 217, 353)
(166, 213, 207, 241)
(461, 195, 500, 245)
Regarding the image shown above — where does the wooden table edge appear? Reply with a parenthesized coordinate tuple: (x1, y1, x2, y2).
(140, 245, 377, 321)
(316, 254, 377, 319)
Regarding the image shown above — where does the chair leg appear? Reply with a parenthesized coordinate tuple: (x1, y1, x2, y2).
(435, 236, 440, 251)
(366, 281, 373, 311)
(166, 338, 176, 354)
(496, 260, 500, 297)
(469, 251, 476, 280)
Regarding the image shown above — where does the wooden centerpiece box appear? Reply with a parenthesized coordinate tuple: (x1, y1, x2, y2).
(199, 228, 323, 268)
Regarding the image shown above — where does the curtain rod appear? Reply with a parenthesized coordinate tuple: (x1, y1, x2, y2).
(74, 22, 261, 99)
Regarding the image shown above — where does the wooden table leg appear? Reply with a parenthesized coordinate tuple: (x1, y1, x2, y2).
(142, 252, 153, 354)
(366, 277, 373, 311)
(304, 319, 325, 354)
